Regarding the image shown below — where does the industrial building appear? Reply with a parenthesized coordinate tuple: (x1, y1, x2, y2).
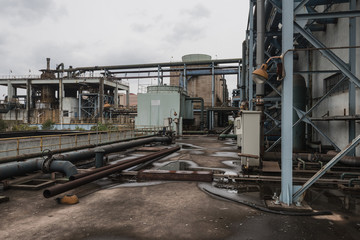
(1, 1, 360, 240)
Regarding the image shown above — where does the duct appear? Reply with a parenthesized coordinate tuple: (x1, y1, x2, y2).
(186, 97, 204, 131)
(43, 146, 180, 198)
(0, 159, 77, 181)
(264, 152, 360, 167)
(53, 136, 172, 162)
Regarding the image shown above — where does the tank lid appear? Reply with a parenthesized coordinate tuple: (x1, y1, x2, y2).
(182, 54, 211, 62)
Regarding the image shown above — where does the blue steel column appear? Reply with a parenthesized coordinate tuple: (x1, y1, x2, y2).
(184, 64, 187, 91)
(248, 0, 254, 110)
(280, 0, 294, 205)
(349, 0, 356, 156)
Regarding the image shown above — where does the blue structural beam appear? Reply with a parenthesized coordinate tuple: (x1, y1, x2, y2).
(280, 0, 294, 206)
(186, 69, 239, 76)
(293, 134, 360, 201)
(295, 10, 360, 20)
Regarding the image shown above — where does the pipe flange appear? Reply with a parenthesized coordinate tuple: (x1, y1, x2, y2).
(42, 156, 55, 174)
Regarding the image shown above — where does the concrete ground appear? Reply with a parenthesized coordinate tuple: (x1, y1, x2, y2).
(0, 136, 360, 240)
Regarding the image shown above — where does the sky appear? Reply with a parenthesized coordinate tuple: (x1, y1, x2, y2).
(0, 0, 249, 97)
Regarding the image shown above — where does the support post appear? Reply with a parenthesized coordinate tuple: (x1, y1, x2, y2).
(349, 0, 356, 156)
(280, 0, 294, 205)
(26, 79, 31, 124)
(99, 77, 104, 123)
(59, 78, 63, 129)
(211, 63, 215, 129)
(126, 90, 130, 108)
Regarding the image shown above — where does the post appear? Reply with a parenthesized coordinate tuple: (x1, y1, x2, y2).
(95, 149, 105, 168)
(280, 0, 294, 205)
(211, 63, 215, 129)
(59, 78, 63, 129)
(348, 0, 356, 156)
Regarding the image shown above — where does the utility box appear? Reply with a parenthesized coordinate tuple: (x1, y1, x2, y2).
(135, 86, 190, 135)
(234, 116, 242, 147)
(239, 111, 261, 167)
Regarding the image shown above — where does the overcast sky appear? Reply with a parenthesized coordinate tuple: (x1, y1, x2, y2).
(0, 0, 249, 96)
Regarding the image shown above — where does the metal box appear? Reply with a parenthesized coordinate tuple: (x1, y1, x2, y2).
(240, 111, 261, 167)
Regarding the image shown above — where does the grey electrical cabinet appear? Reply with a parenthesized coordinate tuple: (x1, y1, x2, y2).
(240, 111, 261, 167)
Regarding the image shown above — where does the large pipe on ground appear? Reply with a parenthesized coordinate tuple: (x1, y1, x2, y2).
(0, 159, 77, 180)
(69, 147, 178, 181)
(0, 134, 156, 164)
(264, 152, 360, 167)
(53, 136, 172, 162)
(43, 146, 180, 198)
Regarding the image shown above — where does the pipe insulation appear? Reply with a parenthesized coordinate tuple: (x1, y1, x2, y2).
(0, 159, 77, 180)
(53, 136, 172, 162)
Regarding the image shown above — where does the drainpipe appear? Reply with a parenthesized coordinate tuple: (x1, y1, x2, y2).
(241, 40, 247, 101)
(186, 97, 204, 131)
(0, 159, 77, 180)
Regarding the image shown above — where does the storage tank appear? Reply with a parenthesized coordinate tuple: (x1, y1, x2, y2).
(182, 54, 211, 62)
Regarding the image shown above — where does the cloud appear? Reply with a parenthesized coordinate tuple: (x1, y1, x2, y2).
(183, 3, 211, 20)
(0, 0, 67, 24)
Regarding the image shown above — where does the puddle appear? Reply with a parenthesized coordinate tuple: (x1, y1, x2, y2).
(179, 143, 204, 150)
(189, 150, 204, 155)
(211, 152, 239, 158)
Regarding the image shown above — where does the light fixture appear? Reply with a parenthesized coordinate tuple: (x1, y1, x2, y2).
(252, 55, 283, 84)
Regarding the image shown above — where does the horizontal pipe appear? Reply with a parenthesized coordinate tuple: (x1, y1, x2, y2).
(0, 134, 156, 164)
(264, 152, 360, 167)
(69, 147, 174, 180)
(43, 146, 180, 198)
(0, 159, 77, 180)
(53, 136, 171, 162)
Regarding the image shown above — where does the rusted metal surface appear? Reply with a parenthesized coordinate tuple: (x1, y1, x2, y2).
(43, 146, 180, 198)
(137, 170, 213, 182)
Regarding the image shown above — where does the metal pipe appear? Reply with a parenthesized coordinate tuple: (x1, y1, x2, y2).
(0, 159, 77, 180)
(264, 152, 360, 167)
(70, 146, 178, 180)
(255, 0, 265, 97)
(43, 146, 180, 198)
(52, 136, 171, 162)
(241, 41, 247, 101)
(186, 97, 205, 131)
(0, 134, 155, 164)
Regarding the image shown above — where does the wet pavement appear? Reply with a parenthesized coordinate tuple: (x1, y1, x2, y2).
(0, 135, 360, 239)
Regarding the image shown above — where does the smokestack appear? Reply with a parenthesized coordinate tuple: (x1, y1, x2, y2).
(46, 58, 51, 70)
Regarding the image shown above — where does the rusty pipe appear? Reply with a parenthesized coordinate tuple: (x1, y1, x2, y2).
(43, 146, 180, 198)
(69, 147, 175, 181)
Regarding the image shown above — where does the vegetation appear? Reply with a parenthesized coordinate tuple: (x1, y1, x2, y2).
(0, 119, 7, 131)
(41, 119, 56, 130)
(90, 122, 117, 131)
(11, 124, 38, 131)
(74, 126, 87, 131)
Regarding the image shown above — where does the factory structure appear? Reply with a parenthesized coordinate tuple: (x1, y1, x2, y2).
(1, 1, 360, 239)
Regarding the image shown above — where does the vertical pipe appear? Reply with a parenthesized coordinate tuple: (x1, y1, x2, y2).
(126, 90, 130, 108)
(114, 82, 119, 108)
(184, 64, 187, 92)
(241, 41, 247, 101)
(255, 0, 265, 96)
(211, 63, 215, 129)
(26, 79, 31, 123)
(59, 78, 63, 129)
(78, 94, 82, 120)
(248, 0, 254, 110)
(348, 0, 356, 156)
(99, 78, 104, 123)
(157, 65, 161, 85)
(280, 0, 294, 205)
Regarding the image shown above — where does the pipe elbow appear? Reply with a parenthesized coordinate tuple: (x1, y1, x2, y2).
(49, 161, 78, 178)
